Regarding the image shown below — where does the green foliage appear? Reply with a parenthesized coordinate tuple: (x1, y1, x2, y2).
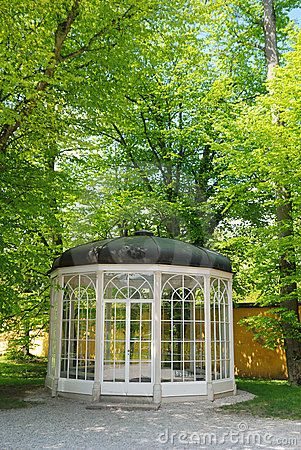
(213, 28, 301, 303)
(0, 0, 173, 344)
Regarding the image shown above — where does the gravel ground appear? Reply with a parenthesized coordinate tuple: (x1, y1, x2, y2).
(0, 390, 300, 450)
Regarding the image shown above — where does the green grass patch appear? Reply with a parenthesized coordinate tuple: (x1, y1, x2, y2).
(0, 356, 47, 409)
(223, 378, 301, 420)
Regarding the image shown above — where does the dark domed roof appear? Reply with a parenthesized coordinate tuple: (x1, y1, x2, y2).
(50, 231, 231, 273)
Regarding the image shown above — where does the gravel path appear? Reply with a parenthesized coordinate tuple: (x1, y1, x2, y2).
(0, 390, 300, 450)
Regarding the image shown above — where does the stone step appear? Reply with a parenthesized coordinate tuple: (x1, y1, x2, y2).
(86, 402, 161, 411)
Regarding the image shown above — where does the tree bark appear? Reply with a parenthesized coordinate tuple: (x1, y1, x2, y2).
(263, 0, 278, 80)
(262, 0, 301, 384)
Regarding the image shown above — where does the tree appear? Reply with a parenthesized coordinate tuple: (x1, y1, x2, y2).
(213, 18, 301, 383)
(61, 1, 274, 244)
(259, 0, 301, 384)
(0, 0, 166, 349)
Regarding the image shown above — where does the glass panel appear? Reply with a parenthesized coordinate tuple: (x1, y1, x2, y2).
(115, 363, 125, 382)
(130, 321, 140, 340)
(141, 342, 151, 360)
(104, 320, 113, 339)
(104, 273, 154, 300)
(173, 322, 183, 340)
(194, 287, 204, 303)
(105, 303, 113, 320)
(77, 360, 86, 380)
(161, 273, 205, 383)
(104, 341, 113, 360)
(60, 273, 96, 382)
(115, 303, 126, 320)
(161, 363, 172, 382)
(161, 342, 172, 361)
(173, 361, 184, 381)
(78, 340, 86, 360)
(60, 359, 68, 378)
(162, 274, 182, 291)
(130, 303, 141, 320)
(68, 340, 77, 358)
(61, 339, 68, 358)
(196, 363, 205, 380)
(216, 360, 221, 380)
(115, 341, 125, 360)
(78, 302, 88, 320)
(87, 320, 96, 340)
(130, 341, 140, 360)
(103, 296, 153, 385)
(61, 321, 69, 341)
(70, 320, 78, 340)
(141, 321, 151, 340)
(172, 301, 182, 320)
(115, 321, 126, 339)
(173, 342, 183, 361)
(161, 301, 171, 320)
(225, 359, 230, 378)
(224, 305, 229, 323)
(226, 341, 230, 360)
(195, 321, 205, 340)
(142, 303, 151, 320)
(129, 362, 140, 382)
(141, 362, 151, 382)
(184, 361, 195, 381)
(195, 304, 204, 321)
(87, 340, 95, 359)
(184, 302, 193, 320)
(103, 363, 114, 381)
(184, 322, 193, 341)
(86, 360, 95, 380)
(196, 341, 205, 361)
(88, 300, 96, 320)
(183, 341, 194, 361)
(68, 358, 77, 379)
(62, 300, 69, 320)
(161, 322, 171, 341)
(78, 320, 87, 340)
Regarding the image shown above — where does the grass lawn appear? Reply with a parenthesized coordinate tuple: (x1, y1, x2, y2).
(0, 356, 47, 410)
(223, 378, 301, 420)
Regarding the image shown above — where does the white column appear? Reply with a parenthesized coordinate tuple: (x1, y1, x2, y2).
(228, 276, 236, 394)
(52, 274, 63, 397)
(153, 271, 162, 404)
(92, 270, 103, 402)
(204, 274, 213, 400)
(45, 280, 54, 389)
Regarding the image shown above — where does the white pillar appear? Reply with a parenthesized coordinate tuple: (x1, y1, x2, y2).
(204, 274, 213, 400)
(52, 274, 63, 397)
(153, 271, 162, 404)
(46, 280, 54, 388)
(92, 270, 103, 402)
(228, 276, 236, 393)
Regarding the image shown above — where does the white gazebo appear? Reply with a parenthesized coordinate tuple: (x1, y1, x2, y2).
(46, 231, 235, 403)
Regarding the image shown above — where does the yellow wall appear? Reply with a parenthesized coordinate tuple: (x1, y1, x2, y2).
(233, 307, 288, 379)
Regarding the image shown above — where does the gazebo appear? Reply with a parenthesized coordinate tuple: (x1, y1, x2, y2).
(46, 231, 235, 403)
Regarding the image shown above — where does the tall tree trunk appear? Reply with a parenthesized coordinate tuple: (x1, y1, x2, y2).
(262, 0, 301, 384)
(263, 0, 278, 80)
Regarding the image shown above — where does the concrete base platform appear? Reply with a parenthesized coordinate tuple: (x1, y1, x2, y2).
(86, 402, 160, 411)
